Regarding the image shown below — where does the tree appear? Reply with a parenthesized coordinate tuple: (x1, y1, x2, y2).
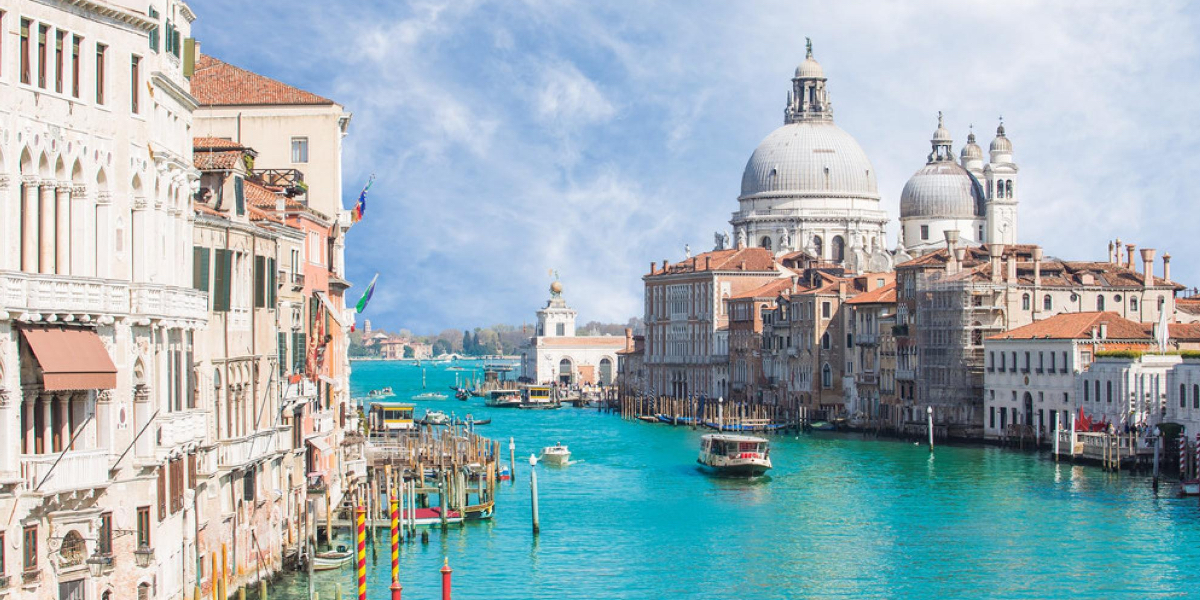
(462, 330, 472, 354)
(432, 339, 451, 356)
(403, 345, 415, 359)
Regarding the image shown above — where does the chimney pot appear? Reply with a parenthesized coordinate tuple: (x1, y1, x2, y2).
(1164, 252, 1172, 282)
(944, 229, 960, 247)
(1140, 248, 1156, 288)
(650, 261, 656, 274)
(1126, 244, 1137, 268)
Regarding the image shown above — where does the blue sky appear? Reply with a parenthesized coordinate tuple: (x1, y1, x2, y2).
(193, 0, 1200, 334)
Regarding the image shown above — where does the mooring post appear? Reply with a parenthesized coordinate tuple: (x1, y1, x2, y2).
(1153, 430, 1161, 491)
(927, 406, 934, 453)
(1053, 416, 1060, 461)
(441, 558, 453, 600)
(529, 454, 540, 534)
(509, 437, 517, 483)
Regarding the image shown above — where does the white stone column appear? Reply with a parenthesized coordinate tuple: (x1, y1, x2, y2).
(70, 184, 89, 276)
(134, 384, 152, 458)
(56, 182, 71, 276)
(57, 394, 71, 451)
(0, 176, 13, 270)
(22, 394, 35, 456)
(131, 196, 149, 283)
(41, 392, 53, 454)
(95, 390, 113, 452)
(21, 176, 39, 273)
(95, 193, 112, 278)
(39, 182, 56, 274)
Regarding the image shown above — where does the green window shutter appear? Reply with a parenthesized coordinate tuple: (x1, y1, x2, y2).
(294, 332, 306, 375)
(278, 332, 287, 377)
(213, 249, 231, 312)
(193, 247, 210, 292)
(268, 258, 277, 306)
(254, 256, 265, 308)
(234, 177, 245, 216)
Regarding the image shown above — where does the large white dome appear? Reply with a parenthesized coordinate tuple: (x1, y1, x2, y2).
(739, 121, 879, 200)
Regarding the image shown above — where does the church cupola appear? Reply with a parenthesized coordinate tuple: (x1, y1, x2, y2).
(960, 125, 984, 173)
(784, 38, 834, 124)
(989, 119, 1013, 164)
(927, 111, 954, 163)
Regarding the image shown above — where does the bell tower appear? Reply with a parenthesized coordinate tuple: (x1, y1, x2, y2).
(984, 119, 1019, 245)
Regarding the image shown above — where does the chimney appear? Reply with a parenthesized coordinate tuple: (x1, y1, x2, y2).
(944, 230, 960, 274)
(1126, 243, 1137, 268)
(650, 261, 656, 274)
(989, 244, 1003, 283)
(1032, 247, 1043, 292)
(1115, 238, 1124, 265)
(662, 259, 669, 272)
(624, 328, 633, 351)
(1006, 255, 1017, 283)
(1108, 240, 1115, 264)
(1140, 248, 1156, 288)
(1164, 252, 1172, 282)
(705, 256, 711, 270)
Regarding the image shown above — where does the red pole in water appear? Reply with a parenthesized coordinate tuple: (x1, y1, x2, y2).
(440, 558, 453, 600)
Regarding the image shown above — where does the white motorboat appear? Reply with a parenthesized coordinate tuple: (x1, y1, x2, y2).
(311, 548, 353, 571)
(413, 392, 447, 401)
(698, 434, 771, 476)
(485, 390, 523, 408)
(422, 410, 450, 426)
(540, 443, 571, 466)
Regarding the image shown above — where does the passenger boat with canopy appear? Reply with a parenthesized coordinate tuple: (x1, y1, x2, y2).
(697, 434, 772, 476)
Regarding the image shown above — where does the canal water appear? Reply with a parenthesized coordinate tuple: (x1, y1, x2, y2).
(270, 359, 1200, 599)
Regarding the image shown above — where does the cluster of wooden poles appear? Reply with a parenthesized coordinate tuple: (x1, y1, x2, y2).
(614, 394, 809, 430)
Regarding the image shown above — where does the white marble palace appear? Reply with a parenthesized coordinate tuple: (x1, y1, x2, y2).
(521, 281, 625, 386)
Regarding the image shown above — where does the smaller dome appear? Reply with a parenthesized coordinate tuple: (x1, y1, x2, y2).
(795, 57, 824, 79)
(990, 122, 1012, 153)
(900, 162, 986, 220)
(960, 131, 983, 162)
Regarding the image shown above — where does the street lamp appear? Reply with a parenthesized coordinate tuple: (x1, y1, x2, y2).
(134, 543, 154, 568)
(86, 552, 112, 578)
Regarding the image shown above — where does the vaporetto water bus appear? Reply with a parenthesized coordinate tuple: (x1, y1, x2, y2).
(697, 434, 772, 476)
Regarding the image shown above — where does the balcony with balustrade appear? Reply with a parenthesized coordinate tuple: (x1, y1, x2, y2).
(129, 283, 209, 322)
(0, 271, 129, 317)
(217, 430, 279, 470)
(21, 448, 111, 495)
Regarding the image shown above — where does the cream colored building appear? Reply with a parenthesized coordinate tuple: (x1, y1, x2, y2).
(521, 282, 625, 386)
(0, 2, 208, 600)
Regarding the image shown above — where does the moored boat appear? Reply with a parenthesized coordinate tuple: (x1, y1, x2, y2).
(520, 386, 558, 409)
(367, 401, 416, 433)
(485, 389, 523, 408)
(413, 392, 448, 401)
(1182, 480, 1200, 496)
(368, 387, 395, 398)
(422, 410, 450, 426)
(312, 548, 353, 571)
(697, 434, 772, 476)
(540, 443, 571, 465)
(404, 506, 464, 527)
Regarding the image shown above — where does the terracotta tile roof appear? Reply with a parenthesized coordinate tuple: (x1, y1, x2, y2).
(651, 247, 779, 276)
(729, 278, 796, 300)
(193, 136, 244, 150)
(988, 312, 1151, 341)
(535, 337, 628, 349)
(901, 245, 1182, 290)
(194, 150, 242, 171)
(1168, 323, 1200, 341)
(192, 55, 335, 107)
(1177, 298, 1200, 315)
(846, 282, 897, 305)
(247, 205, 282, 224)
(193, 203, 225, 218)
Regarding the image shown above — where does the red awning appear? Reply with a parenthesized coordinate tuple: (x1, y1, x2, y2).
(21, 326, 117, 391)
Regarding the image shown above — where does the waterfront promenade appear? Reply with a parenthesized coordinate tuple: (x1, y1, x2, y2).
(270, 360, 1200, 599)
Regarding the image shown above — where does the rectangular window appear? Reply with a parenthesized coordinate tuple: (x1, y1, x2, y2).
(186, 332, 195, 409)
(234, 176, 245, 215)
(148, 7, 160, 51)
(157, 466, 166, 520)
(188, 452, 198, 489)
(1061, 351, 1068, 373)
(254, 256, 266, 308)
(170, 457, 184, 513)
(22, 525, 36, 571)
(38, 24, 48, 88)
(71, 35, 81, 97)
(921, 225, 929, 240)
(136, 506, 151, 547)
(989, 406, 995, 429)
(95, 43, 106, 104)
(55, 29, 64, 93)
(193, 247, 210, 292)
(822, 302, 831, 318)
(99, 512, 113, 554)
(213, 249, 231, 311)
(20, 19, 31, 84)
(556, 323, 565, 336)
(291, 137, 309, 163)
(293, 332, 306, 374)
(278, 332, 288, 377)
(130, 55, 140, 113)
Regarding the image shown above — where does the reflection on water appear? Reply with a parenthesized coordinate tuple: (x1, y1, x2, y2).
(251, 360, 1200, 599)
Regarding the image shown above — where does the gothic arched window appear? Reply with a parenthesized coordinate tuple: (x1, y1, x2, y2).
(1022, 293, 1031, 311)
(832, 236, 846, 262)
(1097, 295, 1106, 311)
(760, 236, 772, 251)
(1006, 180, 1014, 198)
(1043, 295, 1052, 311)
(821, 363, 833, 389)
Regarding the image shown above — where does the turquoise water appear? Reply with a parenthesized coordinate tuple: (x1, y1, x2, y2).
(273, 359, 1200, 599)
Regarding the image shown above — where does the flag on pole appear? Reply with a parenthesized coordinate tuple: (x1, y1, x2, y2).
(1157, 305, 1170, 353)
(351, 174, 375, 223)
(356, 273, 379, 314)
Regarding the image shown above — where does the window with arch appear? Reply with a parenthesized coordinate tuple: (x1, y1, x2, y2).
(1131, 297, 1138, 311)
(821, 332, 831, 350)
(832, 236, 846, 262)
(987, 180, 993, 199)
(812, 236, 823, 258)
(1159, 296, 1166, 310)
(1094, 380, 1100, 404)
(821, 364, 832, 389)
(1043, 295, 1052, 311)
(1106, 380, 1112, 403)
(1096, 295, 1105, 311)
(1022, 294, 1031, 311)
(760, 236, 772, 251)
(1006, 180, 1014, 198)
(1194, 384, 1199, 409)
(1084, 382, 1090, 402)
(996, 180, 1005, 198)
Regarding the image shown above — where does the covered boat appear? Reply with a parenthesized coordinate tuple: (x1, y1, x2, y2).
(698, 434, 772, 476)
(540, 443, 571, 465)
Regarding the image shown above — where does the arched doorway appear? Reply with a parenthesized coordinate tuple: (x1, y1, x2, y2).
(558, 358, 573, 385)
(598, 358, 613, 386)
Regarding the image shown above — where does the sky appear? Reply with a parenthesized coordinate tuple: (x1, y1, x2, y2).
(193, 0, 1200, 334)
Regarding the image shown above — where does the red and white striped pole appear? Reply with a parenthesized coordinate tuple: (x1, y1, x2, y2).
(441, 558, 453, 600)
(391, 489, 401, 600)
(1194, 433, 1199, 480)
(1180, 435, 1188, 478)
(356, 502, 367, 600)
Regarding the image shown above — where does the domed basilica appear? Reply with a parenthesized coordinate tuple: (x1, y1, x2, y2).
(721, 40, 1019, 271)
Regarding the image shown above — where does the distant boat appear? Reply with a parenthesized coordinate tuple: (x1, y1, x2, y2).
(656, 414, 698, 426)
(637, 415, 660, 423)
(808, 420, 836, 431)
(701, 420, 788, 433)
(421, 410, 450, 426)
(368, 387, 395, 398)
(697, 434, 772, 476)
(485, 390, 522, 408)
(498, 465, 512, 481)
(413, 392, 447, 401)
(312, 548, 353, 571)
(540, 443, 571, 466)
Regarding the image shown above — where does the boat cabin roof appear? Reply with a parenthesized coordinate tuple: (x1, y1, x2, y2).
(370, 401, 415, 409)
(701, 434, 768, 444)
